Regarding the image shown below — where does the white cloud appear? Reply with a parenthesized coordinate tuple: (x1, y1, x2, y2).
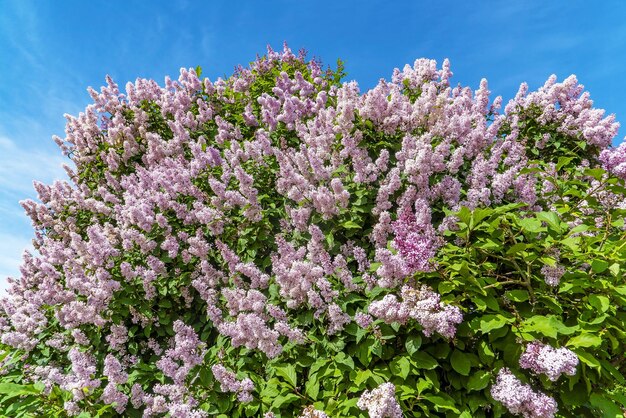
(0, 135, 68, 196)
(0, 231, 33, 294)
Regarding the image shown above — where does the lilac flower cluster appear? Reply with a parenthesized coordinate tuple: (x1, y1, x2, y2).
(211, 364, 255, 402)
(600, 142, 626, 179)
(391, 203, 441, 273)
(368, 285, 463, 338)
(540, 264, 566, 287)
(298, 405, 329, 418)
(101, 354, 129, 412)
(357, 382, 403, 418)
(154, 320, 205, 386)
(490, 368, 557, 418)
(519, 341, 578, 381)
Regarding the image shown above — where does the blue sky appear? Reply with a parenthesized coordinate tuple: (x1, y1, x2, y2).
(1, 0, 625, 291)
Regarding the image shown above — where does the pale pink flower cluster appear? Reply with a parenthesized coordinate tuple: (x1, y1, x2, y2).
(211, 364, 255, 402)
(519, 341, 578, 381)
(490, 368, 557, 418)
(155, 320, 205, 385)
(391, 203, 441, 273)
(540, 264, 565, 286)
(600, 142, 626, 179)
(62, 348, 101, 401)
(298, 405, 329, 418)
(101, 354, 129, 413)
(368, 285, 463, 338)
(357, 382, 403, 418)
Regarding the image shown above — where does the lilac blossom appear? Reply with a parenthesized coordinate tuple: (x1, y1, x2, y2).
(369, 285, 463, 338)
(155, 320, 205, 385)
(540, 264, 565, 286)
(357, 382, 403, 418)
(391, 205, 441, 274)
(600, 143, 626, 179)
(519, 341, 578, 381)
(211, 364, 255, 402)
(491, 368, 558, 418)
(298, 406, 329, 418)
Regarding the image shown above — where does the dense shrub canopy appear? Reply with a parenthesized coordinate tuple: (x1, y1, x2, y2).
(1, 45, 626, 417)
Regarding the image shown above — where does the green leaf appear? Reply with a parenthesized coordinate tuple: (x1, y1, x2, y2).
(305, 376, 320, 400)
(521, 315, 576, 339)
(411, 352, 439, 370)
(478, 340, 495, 364)
(274, 364, 297, 388)
(260, 378, 282, 399)
(590, 393, 623, 417)
(272, 393, 300, 409)
(567, 333, 603, 348)
(479, 314, 512, 333)
(467, 370, 491, 391)
(405, 335, 422, 355)
(390, 356, 411, 380)
(584, 168, 605, 181)
(506, 243, 527, 255)
(422, 394, 460, 413)
(505, 289, 529, 302)
(450, 350, 471, 376)
(518, 217, 543, 233)
(589, 294, 610, 313)
(471, 208, 492, 227)
(354, 369, 372, 386)
(576, 351, 602, 370)
(601, 359, 626, 384)
(591, 260, 609, 274)
(0, 383, 39, 396)
(537, 211, 562, 233)
(341, 220, 361, 229)
(158, 299, 172, 308)
(334, 352, 355, 371)
(556, 156, 575, 171)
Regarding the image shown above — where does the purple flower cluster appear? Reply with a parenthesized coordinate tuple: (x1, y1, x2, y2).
(298, 405, 329, 418)
(490, 368, 557, 418)
(155, 320, 205, 385)
(540, 264, 566, 287)
(391, 203, 441, 273)
(101, 354, 129, 413)
(368, 285, 463, 338)
(519, 341, 578, 381)
(211, 364, 255, 402)
(357, 382, 403, 418)
(600, 142, 626, 179)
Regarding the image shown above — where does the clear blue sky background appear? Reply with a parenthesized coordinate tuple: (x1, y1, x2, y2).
(1, 0, 625, 291)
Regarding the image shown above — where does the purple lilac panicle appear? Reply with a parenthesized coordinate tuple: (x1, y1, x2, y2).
(540, 264, 565, 286)
(368, 285, 463, 338)
(357, 382, 403, 418)
(519, 341, 578, 381)
(600, 143, 626, 179)
(391, 205, 441, 273)
(490, 368, 557, 418)
(298, 405, 329, 418)
(211, 364, 255, 402)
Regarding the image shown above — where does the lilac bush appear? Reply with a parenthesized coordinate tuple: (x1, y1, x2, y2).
(1, 44, 626, 417)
